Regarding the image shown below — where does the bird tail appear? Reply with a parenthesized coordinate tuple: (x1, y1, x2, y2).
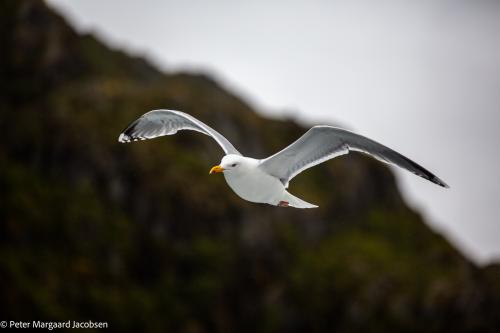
(283, 191, 318, 209)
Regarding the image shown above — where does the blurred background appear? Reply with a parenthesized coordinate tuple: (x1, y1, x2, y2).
(1, 0, 499, 332)
(46, 0, 500, 265)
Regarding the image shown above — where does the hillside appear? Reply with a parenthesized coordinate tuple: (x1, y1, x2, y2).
(1, 1, 499, 332)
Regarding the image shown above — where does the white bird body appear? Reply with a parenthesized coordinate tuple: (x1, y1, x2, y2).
(220, 155, 317, 208)
(222, 156, 281, 204)
(118, 109, 448, 209)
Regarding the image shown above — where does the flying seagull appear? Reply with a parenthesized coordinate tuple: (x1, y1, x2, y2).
(118, 110, 448, 208)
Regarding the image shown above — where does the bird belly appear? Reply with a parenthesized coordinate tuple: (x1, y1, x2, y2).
(224, 171, 284, 205)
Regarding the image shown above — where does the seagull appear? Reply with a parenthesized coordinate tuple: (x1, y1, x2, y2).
(118, 109, 448, 208)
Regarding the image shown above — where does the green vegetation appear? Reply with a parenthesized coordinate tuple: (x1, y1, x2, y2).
(1, 1, 499, 332)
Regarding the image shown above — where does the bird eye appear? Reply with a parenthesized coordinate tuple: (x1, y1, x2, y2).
(231, 163, 237, 167)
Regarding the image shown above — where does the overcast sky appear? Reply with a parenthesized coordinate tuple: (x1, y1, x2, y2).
(47, 0, 500, 264)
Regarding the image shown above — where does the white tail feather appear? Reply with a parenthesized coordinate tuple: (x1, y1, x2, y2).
(283, 191, 318, 209)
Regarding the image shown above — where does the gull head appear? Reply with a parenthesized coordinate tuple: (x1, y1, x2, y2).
(209, 154, 254, 175)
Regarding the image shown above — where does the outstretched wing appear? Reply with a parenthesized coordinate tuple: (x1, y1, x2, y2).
(259, 125, 448, 188)
(118, 109, 241, 155)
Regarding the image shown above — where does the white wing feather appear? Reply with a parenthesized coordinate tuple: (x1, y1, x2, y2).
(259, 126, 448, 188)
(118, 109, 241, 156)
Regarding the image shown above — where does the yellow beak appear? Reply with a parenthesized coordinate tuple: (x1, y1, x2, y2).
(209, 165, 225, 174)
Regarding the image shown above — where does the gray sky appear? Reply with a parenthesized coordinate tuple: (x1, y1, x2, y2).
(47, 0, 500, 264)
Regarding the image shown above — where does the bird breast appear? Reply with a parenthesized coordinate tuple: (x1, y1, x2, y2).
(223, 167, 284, 205)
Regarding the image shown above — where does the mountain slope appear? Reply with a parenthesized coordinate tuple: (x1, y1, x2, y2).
(1, 1, 499, 332)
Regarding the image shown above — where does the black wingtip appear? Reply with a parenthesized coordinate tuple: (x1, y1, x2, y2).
(398, 153, 449, 189)
(118, 133, 129, 143)
(437, 179, 450, 189)
(118, 120, 139, 143)
(429, 175, 449, 188)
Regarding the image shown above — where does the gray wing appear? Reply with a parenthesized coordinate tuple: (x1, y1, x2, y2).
(259, 125, 448, 188)
(118, 109, 241, 155)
